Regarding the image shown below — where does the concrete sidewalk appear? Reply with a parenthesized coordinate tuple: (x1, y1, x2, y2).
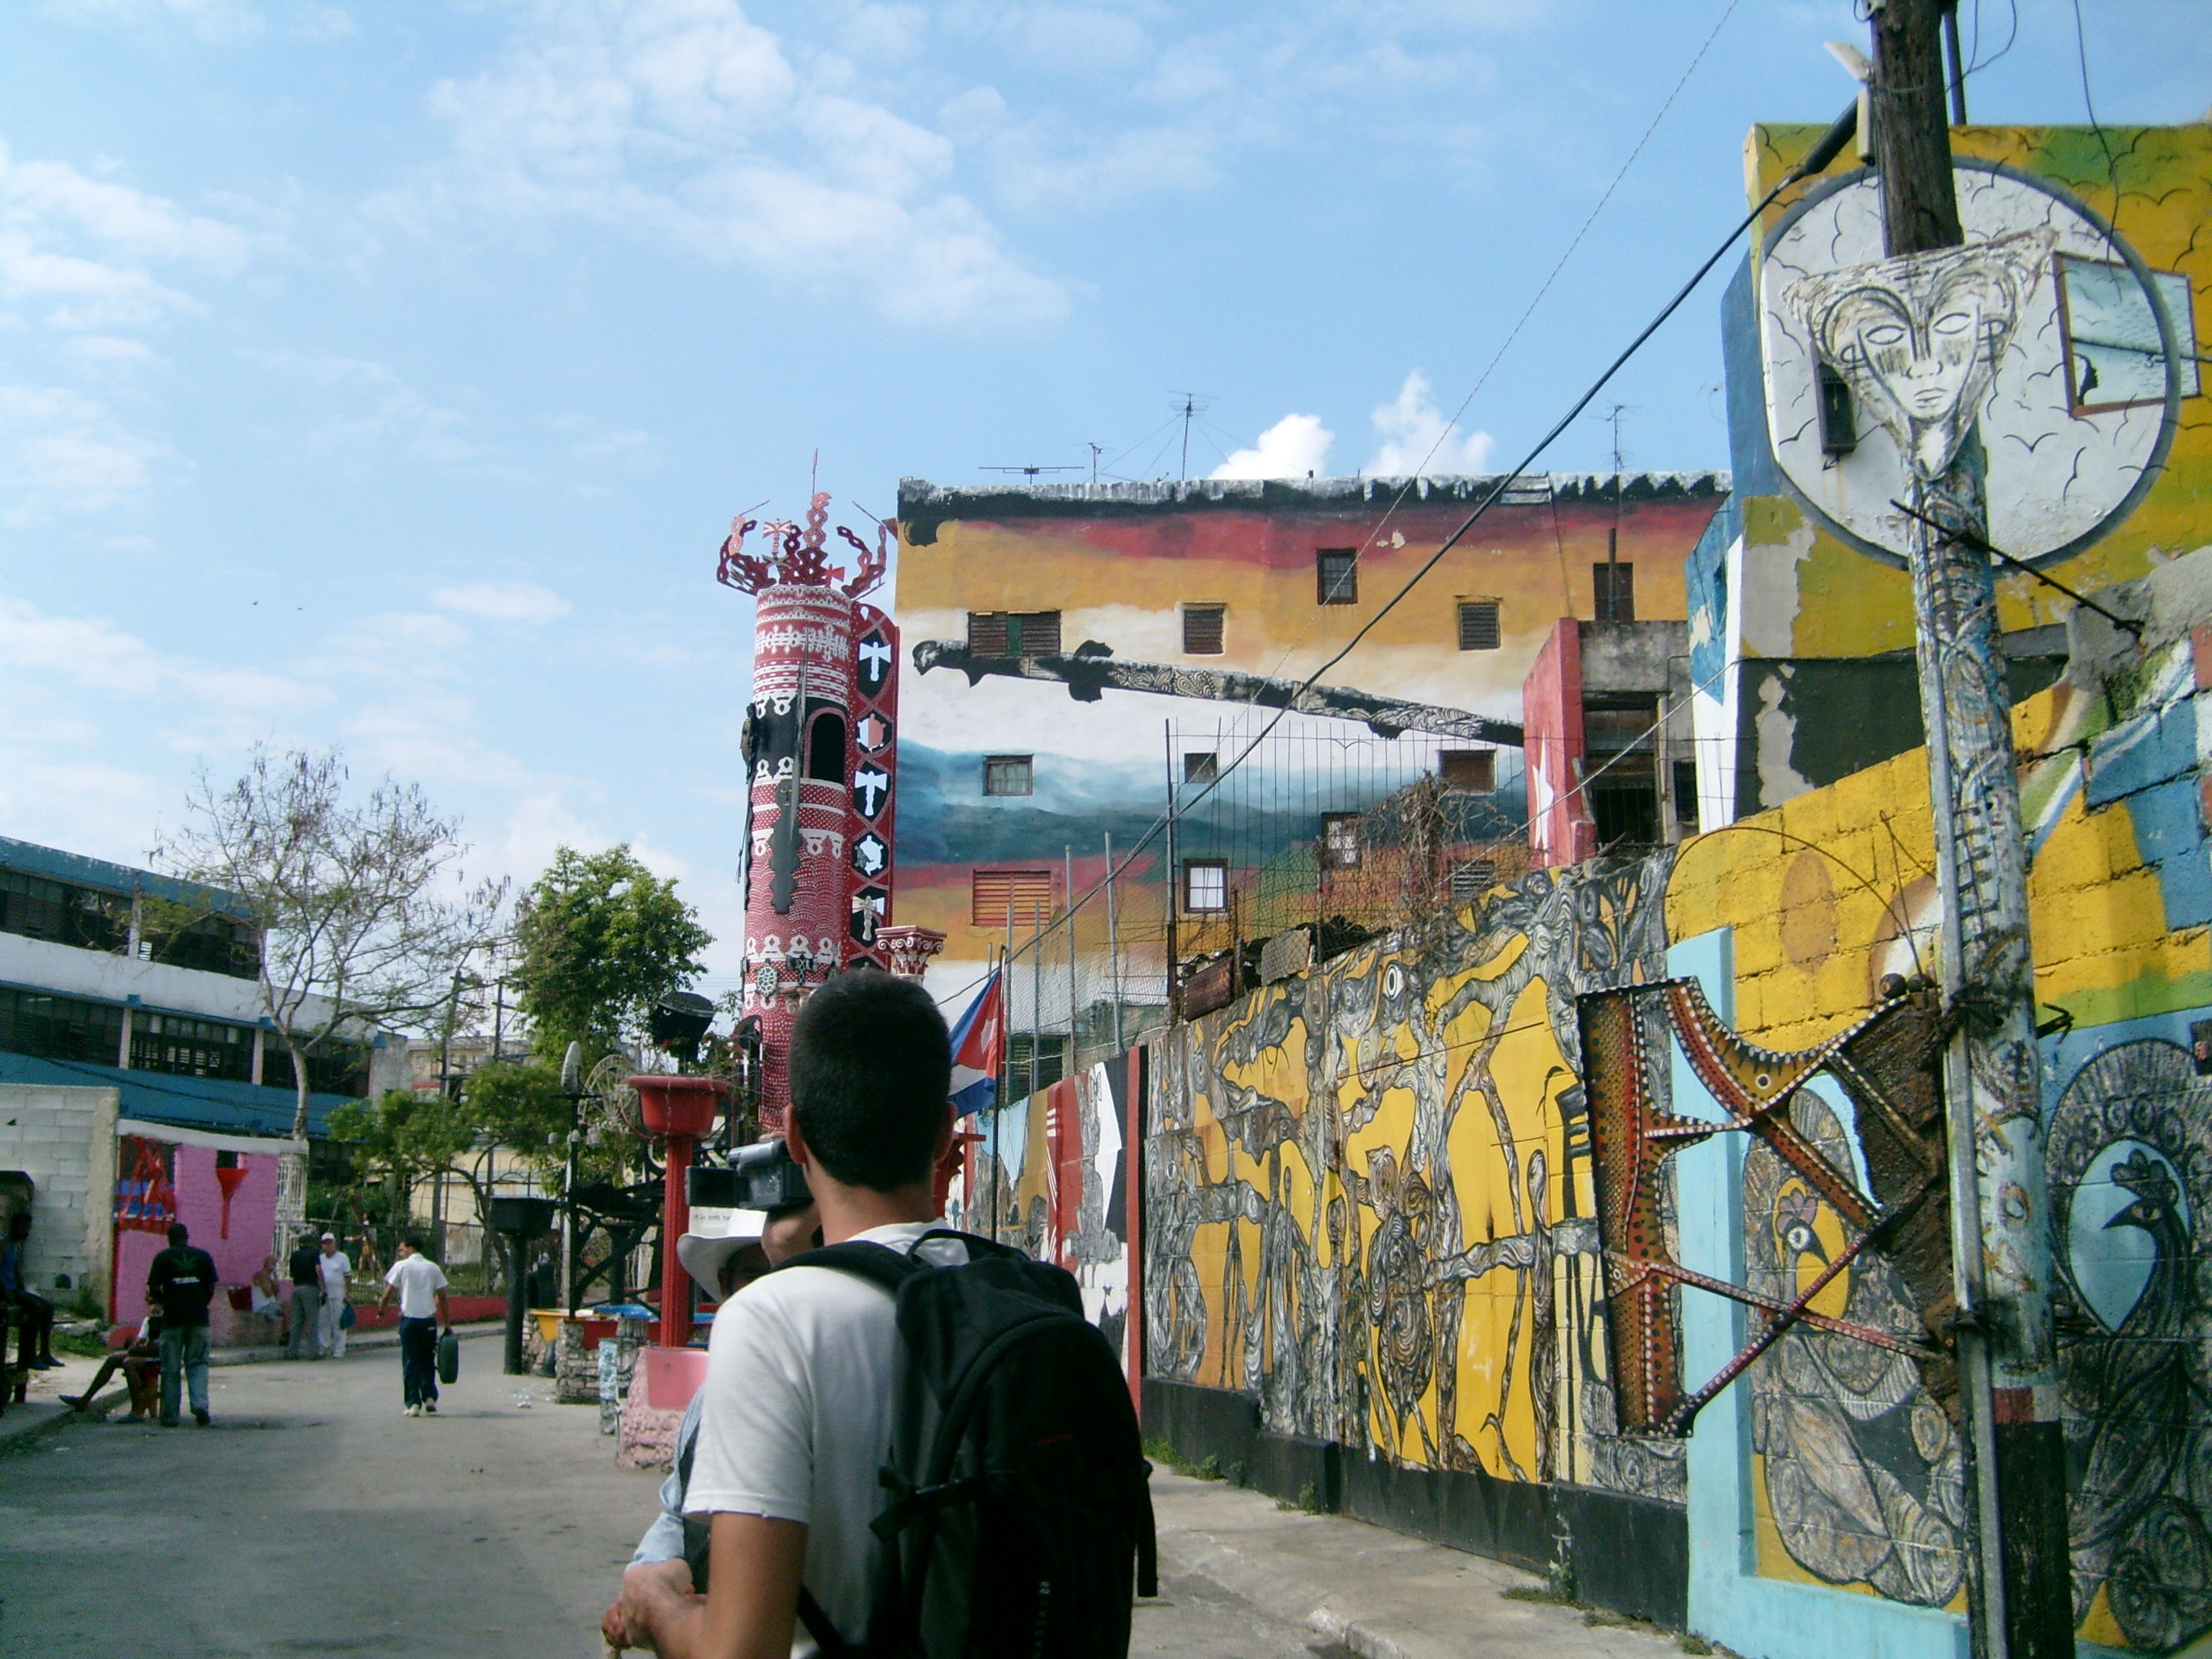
(1152, 1470, 1699, 1659)
(0, 1320, 508, 1451)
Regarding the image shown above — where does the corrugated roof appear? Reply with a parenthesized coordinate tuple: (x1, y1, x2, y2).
(0, 835, 255, 920)
(0, 1050, 357, 1138)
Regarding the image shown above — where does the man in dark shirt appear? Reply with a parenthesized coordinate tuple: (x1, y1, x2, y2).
(2, 1211, 60, 1372)
(147, 1223, 219, 1427)
(285, 1232, 323, 1359)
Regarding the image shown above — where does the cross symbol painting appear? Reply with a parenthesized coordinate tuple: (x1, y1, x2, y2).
(858, 634, 893, 688)
(853, 765, 890, 817)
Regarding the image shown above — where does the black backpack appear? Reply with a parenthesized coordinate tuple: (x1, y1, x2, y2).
(780, 1228, 1156, 1659)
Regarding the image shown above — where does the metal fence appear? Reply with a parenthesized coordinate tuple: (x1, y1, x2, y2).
(997, 717, 1529, 1078)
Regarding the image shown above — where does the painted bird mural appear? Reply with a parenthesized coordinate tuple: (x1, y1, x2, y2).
(2062, 1148, 2212, 1651)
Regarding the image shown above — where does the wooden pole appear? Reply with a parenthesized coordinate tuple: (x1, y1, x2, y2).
(1868, 6, 2069, 1653)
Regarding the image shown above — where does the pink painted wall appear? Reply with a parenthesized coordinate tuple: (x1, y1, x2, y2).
(112, 1140, 283, 1323)
(1524, 617, 1594, 868)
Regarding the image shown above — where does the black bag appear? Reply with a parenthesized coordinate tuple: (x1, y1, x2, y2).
(782, 1230, 1156, 1659)
(437, 1327, 460, 1385)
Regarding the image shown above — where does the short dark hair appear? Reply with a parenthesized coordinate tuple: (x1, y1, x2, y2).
(789, 971, 951, 1192)
(168, 1223, 189, 1246)
(403, 1234, 428, 1253)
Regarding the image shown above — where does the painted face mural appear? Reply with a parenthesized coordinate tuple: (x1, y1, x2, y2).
(1787, 230, 2054, 484)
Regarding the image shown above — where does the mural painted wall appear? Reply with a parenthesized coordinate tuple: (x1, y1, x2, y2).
(894, 474, 1730, 1007)
(1694, 122, 2210, 825)
(112, 1122, 287, 1325)
(1141, 557, 2212, 1650)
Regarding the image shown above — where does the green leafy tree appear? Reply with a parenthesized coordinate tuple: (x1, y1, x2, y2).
(511, 845, 711, 1059)
(325, 1087, 481, 1230)
(462, 1058, 634, 1184)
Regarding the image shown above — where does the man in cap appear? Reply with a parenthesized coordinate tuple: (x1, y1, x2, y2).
(314, 1232, 352, 1359)
(601, 1191, 820, 1650)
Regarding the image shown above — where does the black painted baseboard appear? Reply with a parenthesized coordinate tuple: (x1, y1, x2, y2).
(1142, 1377, 1687, 1630)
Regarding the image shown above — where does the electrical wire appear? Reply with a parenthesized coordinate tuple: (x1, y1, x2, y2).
(959, 98, 1862, 1007)
(2069, 0, 2126, 235)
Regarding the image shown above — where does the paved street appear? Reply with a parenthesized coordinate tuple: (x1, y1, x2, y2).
(0, 1340, 1344, 1659)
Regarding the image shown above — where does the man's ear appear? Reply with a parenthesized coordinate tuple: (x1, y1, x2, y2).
(785, 1112, 812, 1171)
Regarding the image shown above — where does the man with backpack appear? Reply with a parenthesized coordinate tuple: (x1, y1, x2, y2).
(147, 1222, 219, 1427)
(612, 970, 1151, 1658)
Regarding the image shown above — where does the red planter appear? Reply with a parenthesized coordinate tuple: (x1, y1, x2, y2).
(631, 1075, 727, 1138)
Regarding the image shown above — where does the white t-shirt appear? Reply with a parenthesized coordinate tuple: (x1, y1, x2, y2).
(317, 1251, 351, 1299)
(684, 1220, 968, 1655)
(384, 1254, 449, 1319)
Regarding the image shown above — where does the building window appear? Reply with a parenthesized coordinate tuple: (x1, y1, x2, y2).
(131, 1012, 254, 1083)
(1007, 1033, 1066, 1097)
(1183, 752, 1218, 785)
(262, 1040, 372, 1099)
(1316, 548, 1358, 606)
(806, 712, 847, 781)
(982, 755, 1034, 797)
(1182, 603, 1226, 655)
(966, 610, 1062, 658)
(1457, 600, 1501, 651)
(0, 869, 130, 954)
(0, 985, 125, 1067)
(1439, 750, 1496, 793)
(1449, 859, 1498, 902)
(1593, 561, 1635, 624)
(2058, 254, 2201, 413)
(1182, 859, 1228, 914)
(1320, 814, 1361, 870)
(972, 869, 1055, 930)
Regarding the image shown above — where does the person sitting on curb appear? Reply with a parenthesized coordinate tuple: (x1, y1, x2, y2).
(603, 1194, 822, 1649)
(2, 1211, 60, 1372)
(60, 1313, 163, 1421)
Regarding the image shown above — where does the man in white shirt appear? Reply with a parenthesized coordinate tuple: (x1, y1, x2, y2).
(614, 970, 957, 1659)
(377, 1235, 451, 1417)
(314, 1233, 351, 1359)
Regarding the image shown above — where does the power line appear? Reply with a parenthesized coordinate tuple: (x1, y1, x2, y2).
(966, 100, 1864, 998)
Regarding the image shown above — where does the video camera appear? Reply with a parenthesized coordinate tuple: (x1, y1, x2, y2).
(723, 1136, 811, 1214)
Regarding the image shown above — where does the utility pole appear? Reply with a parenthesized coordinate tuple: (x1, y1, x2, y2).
(1866, 5, 2070, 1655)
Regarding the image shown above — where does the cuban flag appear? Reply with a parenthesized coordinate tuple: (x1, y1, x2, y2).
(948, 968, 1005, 1118)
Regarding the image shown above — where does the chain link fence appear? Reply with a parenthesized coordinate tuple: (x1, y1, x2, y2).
(998, 718, 1528, 1074)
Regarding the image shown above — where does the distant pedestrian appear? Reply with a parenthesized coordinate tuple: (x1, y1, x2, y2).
(314, 1233, 352, 1359)
(147, 1223, 218, 1427)
(376, 1236, 451, 1417)
(1, 1211, 60, 1372)
(285, 1232, 323, 1359)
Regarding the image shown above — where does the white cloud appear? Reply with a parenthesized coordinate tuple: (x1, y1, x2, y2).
(40, 0, 352, 41)
(1365, 370, 1495, 477)
(431, 580, 572, 626)
(0, 384, 171, 522)
(260, 352, 500, 472)
(0, 142, 268, 332)
(1210, 413, 1334, 480)
(390, 0, 1066, 328)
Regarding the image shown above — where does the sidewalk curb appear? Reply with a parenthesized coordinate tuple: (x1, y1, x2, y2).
(209, 1318, 508, 1368)
(1149, 1473, 1685, 1659)
(0, 1384, 130, 1452)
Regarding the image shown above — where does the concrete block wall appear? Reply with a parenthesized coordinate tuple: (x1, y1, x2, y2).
(0, 1084, 119, 1310)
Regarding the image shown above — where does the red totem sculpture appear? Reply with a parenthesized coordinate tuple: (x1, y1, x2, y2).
(716, 488, 900, 1133)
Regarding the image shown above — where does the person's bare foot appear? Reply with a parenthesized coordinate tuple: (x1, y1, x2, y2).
(58, 1393, 86, 1410)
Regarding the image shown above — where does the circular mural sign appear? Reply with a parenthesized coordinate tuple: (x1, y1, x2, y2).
(1759, 161, 2189, 567)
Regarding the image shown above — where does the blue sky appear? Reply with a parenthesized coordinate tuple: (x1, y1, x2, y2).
(1, 0, 2203, 989)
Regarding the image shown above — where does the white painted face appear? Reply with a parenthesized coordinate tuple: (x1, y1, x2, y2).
(1789, 231, 2049, 485)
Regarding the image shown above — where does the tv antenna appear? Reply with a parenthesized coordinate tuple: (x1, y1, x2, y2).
(1085, 441, 1107, 485)
(981, 465, 1080, 479)
(1171, 392, 1213, 482)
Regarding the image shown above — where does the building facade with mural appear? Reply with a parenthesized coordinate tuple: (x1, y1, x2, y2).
(932, 116, 2212, 1659)
(893, 472, 1731, 1085)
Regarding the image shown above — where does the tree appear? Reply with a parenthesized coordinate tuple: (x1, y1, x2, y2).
(510, 845, 710, 1060)
(158, 745, 503, 1246)
(325, 1088, 480, 1233)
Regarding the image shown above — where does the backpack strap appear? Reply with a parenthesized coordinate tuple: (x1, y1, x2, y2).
(795, 1588, 857, 1658)
(773, 1238, 930, 1292)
